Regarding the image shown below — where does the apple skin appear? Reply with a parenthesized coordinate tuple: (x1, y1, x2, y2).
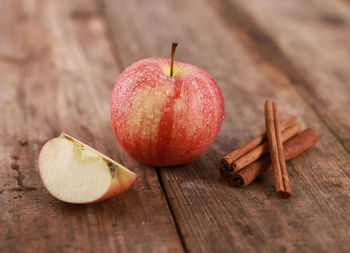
(110, 58, 225, 166)
(93, 165, 137, 203)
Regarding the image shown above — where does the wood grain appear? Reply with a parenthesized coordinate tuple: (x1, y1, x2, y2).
(103, 0, 350, 252)
(209, 0, 350, 152)
(0, 0, 183, 252)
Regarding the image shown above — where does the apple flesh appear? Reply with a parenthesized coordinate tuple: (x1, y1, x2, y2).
(38, 133, 137, 204)
(110, 58, 225, 166)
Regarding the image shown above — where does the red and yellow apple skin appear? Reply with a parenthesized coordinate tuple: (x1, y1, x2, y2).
(110, 58, 225, 166)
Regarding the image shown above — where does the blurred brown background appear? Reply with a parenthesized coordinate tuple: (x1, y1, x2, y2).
(1, 0, 349, 252)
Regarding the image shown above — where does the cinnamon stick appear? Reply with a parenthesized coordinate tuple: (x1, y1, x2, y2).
(230, 128, 318, 188)
(220, 115, 297, 173)
(265, 100, 291, 197)
(231, 123, 301, 173)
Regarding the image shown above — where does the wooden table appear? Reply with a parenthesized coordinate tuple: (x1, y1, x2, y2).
(1, 0, 350, 252)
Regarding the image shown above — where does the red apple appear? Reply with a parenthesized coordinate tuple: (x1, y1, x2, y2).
(38, 133, 137, 204)
(110, 43, 224, 166)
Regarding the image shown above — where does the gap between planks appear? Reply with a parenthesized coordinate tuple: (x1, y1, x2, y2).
(156, 167, 189, 253)
(205, 0, 350, 156)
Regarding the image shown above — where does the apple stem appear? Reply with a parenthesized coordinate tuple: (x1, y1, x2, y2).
(170, 41, 178, 77)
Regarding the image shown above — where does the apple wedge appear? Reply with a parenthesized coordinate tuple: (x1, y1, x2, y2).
(38, 133, 137, 204)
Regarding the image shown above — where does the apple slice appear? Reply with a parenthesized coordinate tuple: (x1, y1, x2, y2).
(38, 133, 137, 204)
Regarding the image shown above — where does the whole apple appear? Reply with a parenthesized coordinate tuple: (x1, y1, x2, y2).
(110, 56, 224, 166)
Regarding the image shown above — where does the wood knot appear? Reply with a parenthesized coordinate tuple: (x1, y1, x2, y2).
(19, 139, 27, 146)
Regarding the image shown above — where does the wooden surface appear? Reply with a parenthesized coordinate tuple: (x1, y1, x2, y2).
(1, 0, 349, 252)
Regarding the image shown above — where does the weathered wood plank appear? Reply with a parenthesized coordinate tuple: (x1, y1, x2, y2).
(209, 0, 350, 152)
(103, 0, 350, 252)
(0, 0, 183, 252)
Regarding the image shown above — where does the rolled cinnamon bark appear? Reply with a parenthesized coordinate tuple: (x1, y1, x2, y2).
(265, 100, 292, 197)
(229, 129, 318, 188)
(232, 123, 301, 173)
(221, 115, 297, 173)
